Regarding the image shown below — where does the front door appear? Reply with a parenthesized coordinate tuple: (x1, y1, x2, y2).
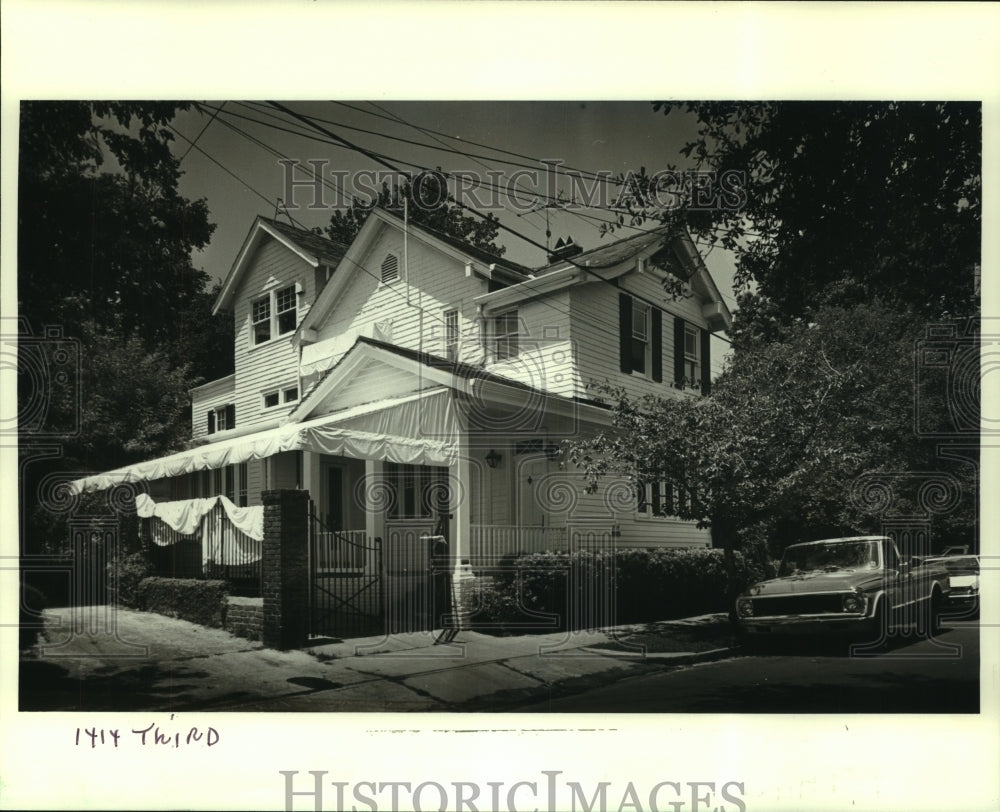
(517, 457, 547, 527)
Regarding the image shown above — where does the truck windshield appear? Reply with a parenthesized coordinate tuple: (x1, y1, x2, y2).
(779, 540, 880, 576)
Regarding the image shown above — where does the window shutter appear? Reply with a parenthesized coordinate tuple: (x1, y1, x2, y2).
(226, 404, 236, 429)
(673, 316, 685, 388)
(207, 410, 215, 435)
(700, 329, 711, 395)
(651, 308, 663, 382)
(618, 293, 632, 374)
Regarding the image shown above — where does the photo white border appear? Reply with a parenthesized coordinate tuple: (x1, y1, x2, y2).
(2, 2, 998, 811)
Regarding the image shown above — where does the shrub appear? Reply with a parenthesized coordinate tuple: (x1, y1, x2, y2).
(137, 578, 229, 628)
(107, 551, 154, 608)
(473, 547, 763, 633)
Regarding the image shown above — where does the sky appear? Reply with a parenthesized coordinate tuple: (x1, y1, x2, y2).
(167, 101, 740, 314)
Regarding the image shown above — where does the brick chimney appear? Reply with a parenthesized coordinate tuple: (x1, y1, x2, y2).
(547, 236, 583, 263)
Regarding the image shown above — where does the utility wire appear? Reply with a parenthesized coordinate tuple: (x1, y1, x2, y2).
(175, 104, 736, 356)
(265, 102, 734, 345)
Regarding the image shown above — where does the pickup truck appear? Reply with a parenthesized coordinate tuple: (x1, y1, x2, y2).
(734, 535, 951, 640)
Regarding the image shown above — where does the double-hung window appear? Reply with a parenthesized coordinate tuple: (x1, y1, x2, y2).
(444, 309, 459, 361)
(251, 284, 298, 346)
(631, 300, 650, 375)
(207, 404, 235, 435)
(684, 323, 700, 387)
(494, 310, 519, 361)
(620, 292, 662, 381)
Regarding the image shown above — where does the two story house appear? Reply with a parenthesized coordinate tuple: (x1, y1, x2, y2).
(73, 207, 732, 579)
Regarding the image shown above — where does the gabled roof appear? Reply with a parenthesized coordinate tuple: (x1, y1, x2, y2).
(477, 224, 733, 332)
(296, 207, 531, 343)
(212, 216, 349, 314)
(378, 208, 535, 281)
(291, 334, 607, 424)
(534, 224, 676, 274)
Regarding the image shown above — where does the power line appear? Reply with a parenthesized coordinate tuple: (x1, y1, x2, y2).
(180, 102, 225, 163)
(203, 101, 764, 257)
(175, 104, 736, 359)
(167, 120, 452, 332)
(263, 102, 735, 345)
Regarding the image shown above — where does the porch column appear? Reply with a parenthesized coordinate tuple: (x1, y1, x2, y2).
(365, 459, 385, 543)
(301, 450, 320, 499)
(451, 419, 473, 579)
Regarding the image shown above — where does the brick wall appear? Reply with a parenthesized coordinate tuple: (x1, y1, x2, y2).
(225, 596, 263, 641)
(262, 489, 310, 649)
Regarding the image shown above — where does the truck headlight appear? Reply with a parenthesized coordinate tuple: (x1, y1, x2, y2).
(737, 598, 754, 618)
(841, 593, 864, 613)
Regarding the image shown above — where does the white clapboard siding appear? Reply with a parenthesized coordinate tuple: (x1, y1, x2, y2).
(315, 227, 490, 363)
(227, 237, 317, 433)
(190, 376, 236, 441)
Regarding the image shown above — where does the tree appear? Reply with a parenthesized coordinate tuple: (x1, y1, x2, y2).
(17, 101, 220, 373)
(570, 301, 976, 596)
(67, 324, 194, 472)
(614, 102, 980, 336)
(325, 173, 506, 256)
(17, 102, 227, 556)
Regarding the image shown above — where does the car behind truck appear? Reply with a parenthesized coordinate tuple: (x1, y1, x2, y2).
(735, 535, 951, 641)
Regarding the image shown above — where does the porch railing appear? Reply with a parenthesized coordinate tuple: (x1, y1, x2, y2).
(469, 525, 569, 569)
(142, 500, 262, 597)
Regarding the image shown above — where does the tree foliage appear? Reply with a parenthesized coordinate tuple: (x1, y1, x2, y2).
(70, 324, 194, 472)
(325, 173, 506, 256)
(570, 301, 976, 562)
(17, 101, 225, 377)
(615, 102, 980, 337)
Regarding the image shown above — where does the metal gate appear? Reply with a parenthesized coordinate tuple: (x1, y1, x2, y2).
(384, 521, 454, 634)
(308, 502, 384, 639)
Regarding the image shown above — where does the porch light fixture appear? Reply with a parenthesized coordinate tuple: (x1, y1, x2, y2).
(485, 449, 502, 469)
(544, 442, 562, 462)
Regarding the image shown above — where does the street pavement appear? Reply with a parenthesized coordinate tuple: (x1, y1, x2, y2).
(513, 622, 981, 713)
(19, 607, 734, 712)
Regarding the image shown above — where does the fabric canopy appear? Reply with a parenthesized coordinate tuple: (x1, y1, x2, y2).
(72, 388, 458, 494)
(135, 493, 264, 540)
(137, 493, 263, 565)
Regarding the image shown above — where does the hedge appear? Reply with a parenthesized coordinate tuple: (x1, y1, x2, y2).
(106, 551, 154, 609)
(136, 578, 229, 628)
(472, 548, 765, 634)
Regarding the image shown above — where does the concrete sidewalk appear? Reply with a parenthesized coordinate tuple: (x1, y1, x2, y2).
(20, 608, 736, 712)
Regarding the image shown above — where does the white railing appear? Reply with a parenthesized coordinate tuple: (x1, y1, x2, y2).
(469, 525, 569, 569)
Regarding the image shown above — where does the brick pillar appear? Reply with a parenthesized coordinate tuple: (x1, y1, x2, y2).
(262, 489, 310, 649)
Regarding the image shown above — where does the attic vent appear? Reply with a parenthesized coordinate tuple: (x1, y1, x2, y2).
(381, 253, 399, 283)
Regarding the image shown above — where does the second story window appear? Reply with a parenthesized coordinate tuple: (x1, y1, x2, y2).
(684, 323, 700, 386)
(252, 297, 271, 345)
(444, 309, 459, 361)
(276, 285, 297, 334)
(631, 300, 650, 375)
(207, 404, 236, 434)
(494, 310, 519, 361)
(252, 284, 298, 346)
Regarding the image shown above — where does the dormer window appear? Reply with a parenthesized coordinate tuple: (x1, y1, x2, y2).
(381, 253, 399, 284)
(251, 283, 298, 346)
